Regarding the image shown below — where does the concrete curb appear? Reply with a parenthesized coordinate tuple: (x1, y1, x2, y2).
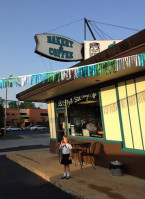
(7, 154, 50, 181)
(50, 178, 85, 199)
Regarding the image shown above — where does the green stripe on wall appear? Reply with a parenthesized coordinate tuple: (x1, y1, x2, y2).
(134, 78, 144, 150)
(115, 85, 125, 148)
(68, 135, 121, 143)
(99, 90, 106, 140)
(125, 81, 135, 149)
(65, 101, 69, 137)
(50, 138, 56, 141)
(122, 148, 145, 155)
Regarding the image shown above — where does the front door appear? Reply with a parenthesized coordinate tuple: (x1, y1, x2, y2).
(56, 109, 66, 145)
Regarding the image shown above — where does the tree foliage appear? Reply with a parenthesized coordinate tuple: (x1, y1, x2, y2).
(41, 117, 49, 127)
(8, 101, 37, 109)
(8, 101, 18, 109)
(16, 115, 24, 127)
(19, 102, 36, 109)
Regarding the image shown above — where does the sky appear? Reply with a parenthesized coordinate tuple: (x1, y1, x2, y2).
(0, 0, 145, 108)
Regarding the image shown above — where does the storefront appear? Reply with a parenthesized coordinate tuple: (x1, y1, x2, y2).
(55, 91, 103, 138)
(16, 29, 145, 179)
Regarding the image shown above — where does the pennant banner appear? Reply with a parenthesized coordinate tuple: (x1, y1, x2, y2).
(0, 53, 145, 89)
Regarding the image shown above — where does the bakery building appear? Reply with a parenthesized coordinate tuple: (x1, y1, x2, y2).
(16, 29, 145, 179)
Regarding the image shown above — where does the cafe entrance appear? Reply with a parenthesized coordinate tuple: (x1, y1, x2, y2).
(55, 109, 67, 145)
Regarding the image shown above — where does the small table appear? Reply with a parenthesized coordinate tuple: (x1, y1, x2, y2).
(71, 142, 91, 152)
(71, 142, 91, 168)
(71, 142, 91, 146)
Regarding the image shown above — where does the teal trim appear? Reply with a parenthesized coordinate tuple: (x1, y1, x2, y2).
(68, 136, 122, 144)
(103, 140, 122, 144)
(125, 81, 134, 148)
(65, 101, 69, 137)
(50, 138, 56, 141)
(66, 116, 69, 136)
(68, 136, 104, 142)
(122, 148, 145, 155)
(55, 104, 60, 144)
(115, 85, 125, 148)
(55, 107, 66, 111)
(55, 107, 65, 111)
(99, 90, 106, 140)
(134, 78, 144, 150)
(55, 111, 58, 143)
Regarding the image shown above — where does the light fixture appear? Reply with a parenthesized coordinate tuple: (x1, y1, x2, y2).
(78, 100, 97, 104)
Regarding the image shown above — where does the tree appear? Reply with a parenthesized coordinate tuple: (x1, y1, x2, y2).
(8, 101, 18, 109)
(40, 117, 46, 127)
(16, 115, 24, 127)
(0, 104, 4, 129)
(40, 117, 49, 127)
(19, 102, 36, 109)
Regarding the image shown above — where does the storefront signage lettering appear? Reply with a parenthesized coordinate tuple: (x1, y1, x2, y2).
(47, 36, 74, 48)
(56, 92, 98, 108)
(57, 100, 65, 108)
(34, 34, 84, 62)
(67, 92, 98, 106)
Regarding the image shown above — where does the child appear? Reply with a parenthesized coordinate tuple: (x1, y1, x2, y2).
(59, 135, 72, 179)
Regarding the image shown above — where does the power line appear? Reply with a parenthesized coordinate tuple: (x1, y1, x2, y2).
(45, 18, 84, 33)
(89, 22, 105, 40)
(90, 20, 140, 32)
(40, 55, 49, 71)
(90, 21, 113, 40)
(90, 22, 107, 40)
(48, 59, 53, 71)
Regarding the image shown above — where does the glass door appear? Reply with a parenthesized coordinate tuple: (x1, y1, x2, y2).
(56, 109, 66, 144)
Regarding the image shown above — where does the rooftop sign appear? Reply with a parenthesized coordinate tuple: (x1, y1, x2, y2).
(34, 34, 84, 62)
(84, 40, 122, 60)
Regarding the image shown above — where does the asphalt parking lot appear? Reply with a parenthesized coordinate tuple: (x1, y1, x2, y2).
(6, 129, 49, 137)
(0, 130, 50, 154)
(0, 155, 75, 199)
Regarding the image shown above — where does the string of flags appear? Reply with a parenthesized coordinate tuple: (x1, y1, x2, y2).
(0, 52, 145, 89)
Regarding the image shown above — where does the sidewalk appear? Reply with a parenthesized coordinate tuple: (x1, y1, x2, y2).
(6, 148, 145, 199)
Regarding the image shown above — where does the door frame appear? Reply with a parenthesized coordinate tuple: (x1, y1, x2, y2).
(55, 108, 67, 153)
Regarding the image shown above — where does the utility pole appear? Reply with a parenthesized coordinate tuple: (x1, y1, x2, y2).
(84, 18, 96, 40)
(4, 75, 12, 138)
(84, 18, 86, 40)
(4, 83, 7, 139)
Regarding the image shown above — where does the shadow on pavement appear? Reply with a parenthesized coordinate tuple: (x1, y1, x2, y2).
(0, 145, 49, 153)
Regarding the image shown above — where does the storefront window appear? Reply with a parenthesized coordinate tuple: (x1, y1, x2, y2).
(67, 92, 103, 138)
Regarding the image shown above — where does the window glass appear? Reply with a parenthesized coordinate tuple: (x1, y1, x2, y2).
(67, 94, 103, 138)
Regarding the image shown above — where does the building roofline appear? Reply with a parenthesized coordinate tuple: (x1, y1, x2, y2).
(16, 29, 145, 101)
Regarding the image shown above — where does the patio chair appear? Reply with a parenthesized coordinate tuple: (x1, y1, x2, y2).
(72, 148, 82, 166)
(72, 143, 91, 166)
(80, 142, 97, 169)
